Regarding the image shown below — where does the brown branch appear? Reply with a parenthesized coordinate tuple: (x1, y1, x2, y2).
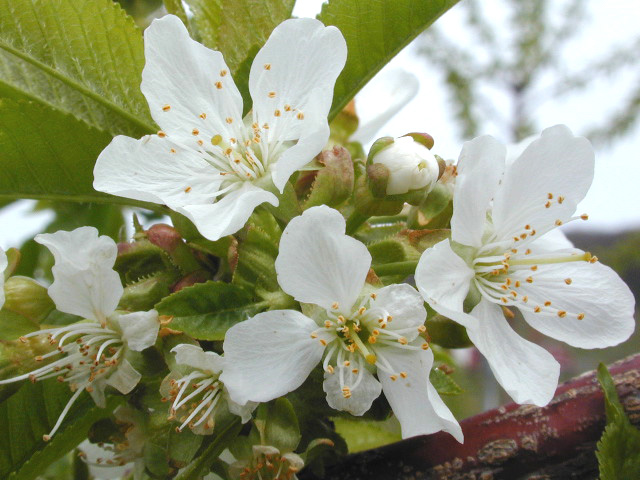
(300, 354, 640, 480)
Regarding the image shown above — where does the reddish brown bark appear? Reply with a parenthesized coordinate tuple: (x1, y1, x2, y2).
(300, 354, 640, 480)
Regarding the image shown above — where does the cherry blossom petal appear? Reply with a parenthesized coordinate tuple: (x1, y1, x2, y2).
(107, 358, 142, 395)
(518, 261, 635, 348)
(35, 227, 122, 322)
(141, 15, 243, 139)
(492, 125, 594, 241)
(221, 310, 324, 405)
(178, 182, 278, 241)
(116, 310, 159, 352)
(94, 135, 223, 209)
(467, 299, 559, 406)
(451, 136, 505, 248)
(224, 389, 258, 424)
(250, 18, 346, 143)
(379, 348, 463, 441)
(275, 206, 371, 312)
(371, 284, 426, 335)
(415, 240, 476, 328)
(323, 368, 381, 416)
(172, 344, 224, 374)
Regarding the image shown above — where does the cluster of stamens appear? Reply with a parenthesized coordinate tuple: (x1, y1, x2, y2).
(237, 450, 302, 480)
(0, 321, 124, 440)
(310, 293, 430, 398)
(163, 370, 221, 433)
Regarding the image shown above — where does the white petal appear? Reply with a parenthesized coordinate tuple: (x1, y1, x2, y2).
(527, 229, 576, 253)
(94, 135, 223, 209)
(107, 358, 142, 395)
(467, 299, 559, 406)
(0, 247, 6, 308)
(35, 227, 123, 321)
(371, 284, 426, 336)
(451, 135, 506, 247)
(351, 69, 420, 145)
(224, 389, 258, 423)
(379, 347, 462, 441)
(323, 368, 381, 416)
(492, 125, 594, 241)
(415, 240, 476, 328)
(250, 18, 346, 142)
(115, 310, 159, 352)
(178, 182, 278, 241)
(518, 260, 635, 348)
(275, 206, 371, 312)
(220, 310, 324, 405)
(172, 344, 224, 374)
(141, 15, 243, 138)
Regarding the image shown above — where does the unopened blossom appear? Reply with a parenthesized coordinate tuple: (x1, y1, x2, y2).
(94, 15, 346, 241)
(371, 136, 440, 195)
(0, 227, 159, 440)
(416, 125, 635, 406)
(221, 206, 462, 441)
(161, 344, 256, 435)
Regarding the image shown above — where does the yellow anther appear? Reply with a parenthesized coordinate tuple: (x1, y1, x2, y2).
(358, 306, 366, 315)
(501, 284, 509, 290)
(501, 297, 508, 303)
(397, 337, 408, 345)
(418, 325, 427, 333)
(191, 128, 199, 136)
(400, 372, 408, 379)
(225, 117, 233, 124)
(342, 386, 351, 398)
(526, 276, 533, 283)
(534, 306, 541, 313)
(220, 69, 227, 77)
(558, 310, 567, 318)
(337, 315, 345, 323)
(284, 104, 292, 112)
(199, 113, 207, 119)
(326, 365, 334, 373)
(157, 131, 166, 138)
(545, 201, 551, 208)
(264, 63, 271, 70)
(544, 301, 552, 307)
(184, 186, 192, 193)
(555, 219, 563, 226)
(352, 369, 359, 374)
(577, 313, 585, 320)
(197, 139, 203, 146)
(268, 91, 276, 98)
(297, 112, 305, 120)
(548, 193, 554, 199)
(370, 293, 377, 299)
(162, 104, 171, 111)
(366, 354, 377, 364)
(274, 109, 281, 117)
(324, 320, 332, 328)
(520, 233, 527, 239)
(387, 316, 393, 322)
(531, 265, 538, 271)
(421, 342, 430, 350)
(525, 224, 531, 230)
(530, 229, 537, 236)
(564, 278, 572, 285)
(225, 147, 233, 155)
(319, 339, 327, 346)
(343, 360, 350, 366)
(589, 256, 598, 263)
(332, 302, 339, 310)
(215, 81, 223, 89)
(522, 295, 529, 302)
(515, 281, 521, 288)
(525, 249, 532, 255)
(581, 214, 589, 221)
(368, 336, 376, 344)
(372, 329, 380, 335)
(390, 375, 397, 381)
(558, 196, 565, 204)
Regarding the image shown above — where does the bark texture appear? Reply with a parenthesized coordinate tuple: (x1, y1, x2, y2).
(300, 354, 640, 480)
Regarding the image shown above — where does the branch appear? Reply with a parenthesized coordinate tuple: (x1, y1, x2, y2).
(300, 354, 640, 480)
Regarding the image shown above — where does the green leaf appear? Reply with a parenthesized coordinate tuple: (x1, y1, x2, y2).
(156, 281, 267, 340)
(256, 398, 301, 453)
(0, 0, 154, 137)
(184, 0, 295, 109)
(429, 367, 463, 396)
(596, 363, 640, 480)
(318, 0, 459, 120)
(0, 380, 120, 479)
(332, 417, 400, 453)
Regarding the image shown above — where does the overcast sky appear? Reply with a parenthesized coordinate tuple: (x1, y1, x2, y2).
(1, 0, 638, 249)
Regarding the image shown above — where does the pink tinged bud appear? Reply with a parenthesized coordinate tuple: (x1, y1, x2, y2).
(146, 224, 183, 253)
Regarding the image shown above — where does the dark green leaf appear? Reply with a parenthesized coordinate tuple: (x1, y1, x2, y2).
(318, 0, 459, 120)
(0, 380, 120, 479)
(156, 281, 266, 340)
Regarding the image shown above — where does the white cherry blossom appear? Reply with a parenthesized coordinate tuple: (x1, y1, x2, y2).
(161, 344, 256, 435)
(415, 125, 635, 406)
(0, 227, 159, 440)
(94, 15, 346, 241)
(221, 206, 462, 441)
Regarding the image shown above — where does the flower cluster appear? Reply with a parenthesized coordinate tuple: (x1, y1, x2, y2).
(0, 12, 635, 480)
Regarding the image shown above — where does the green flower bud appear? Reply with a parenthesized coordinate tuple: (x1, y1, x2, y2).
(2, 276, 54, 323)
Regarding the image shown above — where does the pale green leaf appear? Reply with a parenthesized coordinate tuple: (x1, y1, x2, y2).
(0, 99, 152, 206)
(429, 367, 463, 396)
(156, 281, 267, 340)
(0, 380, 120, 479)
(333, 416, 400, 453)
(318, 0, 460, 120)
(0, 0, 154, 137)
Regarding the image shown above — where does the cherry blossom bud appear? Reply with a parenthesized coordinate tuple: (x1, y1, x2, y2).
(369, 135, 440, 195)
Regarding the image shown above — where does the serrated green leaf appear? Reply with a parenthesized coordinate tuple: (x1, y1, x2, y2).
(596, 363, 640, 480)
(0, 380, 120, 479)
(184, 0, 295, 110)
(0, 0, 154, 137)
(429, 367, 463, 396)
(156, 281, 267, 340)
(318, 0, 459, 121)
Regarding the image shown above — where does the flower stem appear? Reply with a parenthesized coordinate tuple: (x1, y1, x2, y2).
(345, 211, 370, 235)
(372, 260, 418, 277)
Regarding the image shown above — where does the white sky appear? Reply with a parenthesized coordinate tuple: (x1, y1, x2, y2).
(1, 0, 638, 249)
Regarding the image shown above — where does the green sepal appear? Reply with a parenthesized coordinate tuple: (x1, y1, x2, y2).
(303, 146, 355, 209)
(402, 132, 434, 150)
(353, 175, 403, 216)
(114, 240, 178, 287)
(329, 103, 359, 144)
(407, 183, 453, 229)
(425, 313, 472, 349)
(119, 273, 174, 312)
(3, 249, 21, 280)
(429, 367, 464, 396)
(366, 136, 395, 165)
(255, 398, 301, 454)
(366, 163, 390, 198)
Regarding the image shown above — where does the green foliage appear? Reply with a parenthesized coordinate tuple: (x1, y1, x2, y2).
(0, 381, 120, 479)
(182, 0, 295, 110)
(318, 0, 459, 121)
(156, 281, 266, 340)
(596, 363, 640, 480)
(429, 367, 463, 396)
(332, 417, 400, 453)
(255, 398, 301, 453)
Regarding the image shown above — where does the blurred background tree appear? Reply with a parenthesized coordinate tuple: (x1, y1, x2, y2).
(419, 0, 640, 145)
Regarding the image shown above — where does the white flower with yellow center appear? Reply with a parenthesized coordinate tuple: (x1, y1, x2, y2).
(161, 344, 256, 435)
(0, 227, 159, 440)
(415, 125, 636, 406)
(221, 206, 462, 441)
(94, 15, 346, 241)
